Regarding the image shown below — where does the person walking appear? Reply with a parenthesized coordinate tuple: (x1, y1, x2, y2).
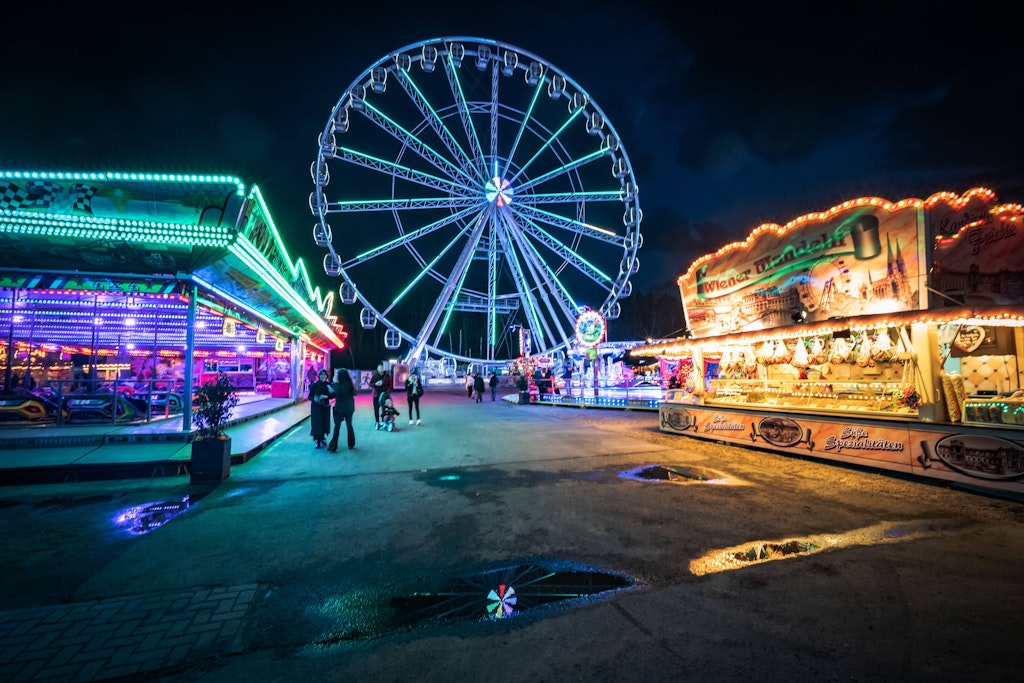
(488, 370, 498, 401)
(327, 368, 357, 451)
(473, 371, 485, 403)
(465, 370, 474, 398)
(370, 362, 393, 430)
(405, 367, 424, 426)
(307, 368, 333, 449)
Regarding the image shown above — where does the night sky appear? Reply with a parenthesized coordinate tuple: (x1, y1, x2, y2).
(4, 1, 1020, 318)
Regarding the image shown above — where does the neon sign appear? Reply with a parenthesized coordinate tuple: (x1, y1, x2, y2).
(575, 310, 606, 348)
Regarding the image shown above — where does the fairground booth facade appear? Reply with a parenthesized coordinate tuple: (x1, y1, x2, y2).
(0, 169, 346, 431)
(639, 187, 1024, 498)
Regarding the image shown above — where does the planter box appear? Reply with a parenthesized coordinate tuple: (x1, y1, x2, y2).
(190, 436, 231, 484)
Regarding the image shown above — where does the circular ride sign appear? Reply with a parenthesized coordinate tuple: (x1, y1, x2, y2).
(575, 310, 606, 348)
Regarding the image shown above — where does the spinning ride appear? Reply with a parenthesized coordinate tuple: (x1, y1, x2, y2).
(311, 37, 642, 365)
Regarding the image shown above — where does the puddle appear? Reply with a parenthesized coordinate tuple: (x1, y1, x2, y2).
(113, 496, 191, 535)
(313, 561, 634, 645)
(620, 464, 722, 483)
(690, 518, 969, 576)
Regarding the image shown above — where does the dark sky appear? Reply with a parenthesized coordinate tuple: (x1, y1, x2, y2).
(4, 0, 1021, 301)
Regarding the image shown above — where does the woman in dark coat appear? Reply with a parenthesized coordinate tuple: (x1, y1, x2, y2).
(473, 372, 486, 403)
(405, 367, 424, 426)
(327, 368, 357, 451)
(308, 368, 332, 449)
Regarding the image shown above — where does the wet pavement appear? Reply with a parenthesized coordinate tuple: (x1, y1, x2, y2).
(1, 386, 1023, 682)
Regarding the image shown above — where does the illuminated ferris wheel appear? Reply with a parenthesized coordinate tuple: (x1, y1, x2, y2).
(311, 37, 642, 365)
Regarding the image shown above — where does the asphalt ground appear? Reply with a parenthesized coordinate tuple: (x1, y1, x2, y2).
(1, 386, 1022, 682)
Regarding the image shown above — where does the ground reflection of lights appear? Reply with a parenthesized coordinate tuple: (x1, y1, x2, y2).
(311, 562, 634, 646)
(619, 464, 732, 486)
(113, 496, 190, 535)
(689, 518, 966, 576)
(486, 583, 517, 619)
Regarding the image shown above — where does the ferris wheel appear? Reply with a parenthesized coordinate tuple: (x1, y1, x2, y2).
(311, 37, 642, 366)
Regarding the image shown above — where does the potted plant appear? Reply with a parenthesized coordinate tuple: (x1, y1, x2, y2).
(190, 371, 239, 484)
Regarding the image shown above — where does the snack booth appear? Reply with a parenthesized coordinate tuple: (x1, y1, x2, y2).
(639, 187, 1024, 497)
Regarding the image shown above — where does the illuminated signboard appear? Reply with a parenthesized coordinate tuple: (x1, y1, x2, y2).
(679, 196, 924, 338)
(575, 310, 606, 348)
(927, 188, 1024, 308)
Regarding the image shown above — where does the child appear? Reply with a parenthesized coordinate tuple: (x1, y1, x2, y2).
(377, 389, 400, 431)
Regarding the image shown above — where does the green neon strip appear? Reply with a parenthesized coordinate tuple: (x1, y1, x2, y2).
(508, 109, 583, 185)
(512, 209, 612, 282)
(518, 148, 605, 189)
(338, 146, 475, 193)
(230, 242, 344, 345)
(385, 223, 473, 314)
(517, 204, 617, 238)
(396, 68, 474, 167)
(353, 206, 477, 261)
(0, 170, 245, 195)
(445, 53, 486, 169)
(247, 187, 341, 327)
(363, 101, 471, 181)
(501, 77, 547, 180)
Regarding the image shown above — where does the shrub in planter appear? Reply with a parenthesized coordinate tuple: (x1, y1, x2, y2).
(191, 372, 239, 484)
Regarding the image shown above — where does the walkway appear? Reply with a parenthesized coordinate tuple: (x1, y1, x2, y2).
(0, 397, 309, 485)
(1, 386, 1022, 682)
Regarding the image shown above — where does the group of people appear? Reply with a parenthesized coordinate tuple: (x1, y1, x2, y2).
(307, 368, 357, 451)
(308, 362, 426, 449)
(465, 370, 499, 402)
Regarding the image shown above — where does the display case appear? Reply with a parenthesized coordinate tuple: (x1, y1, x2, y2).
(705, 377, 916, 416)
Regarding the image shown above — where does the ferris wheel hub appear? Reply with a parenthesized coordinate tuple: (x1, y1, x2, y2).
(484, 176, 514, 207)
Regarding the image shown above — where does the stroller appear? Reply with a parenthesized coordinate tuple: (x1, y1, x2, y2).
(377, 390, 400, 432)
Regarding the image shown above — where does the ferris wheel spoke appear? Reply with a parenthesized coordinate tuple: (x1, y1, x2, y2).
(379, 219, 478, 318)
(507, 109, 584, 185)
(513, 204, 623, 246)
(514, 148, 606, 194)
(493, 219, 553, 349)
(487, 219, 499, 356)
(360, 101, 478, 186)
(443, 54, 487, 176)
(334, 145, 476, 196)
(509, 210, 617, 288)
(489, 60, 500, 162)
(501, 214, 575, 348)
(516, 190, 625, 205)
(501, 213, 580, 321)
(500, 78, 546, 180)
(325, 197, 479, 213)
(342, 205, 480, 268)
(407, 212, 488, 359)
(393, 68, 476, 172)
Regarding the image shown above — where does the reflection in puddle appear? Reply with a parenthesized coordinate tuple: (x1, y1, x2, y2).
(619, 464, 727, 484)
(113, 496, 190, 535)
(313, 561, 634, 645)
(690, 518, 967, 576)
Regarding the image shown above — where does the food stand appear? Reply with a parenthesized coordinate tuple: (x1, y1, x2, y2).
(640, 188, 1024, 496)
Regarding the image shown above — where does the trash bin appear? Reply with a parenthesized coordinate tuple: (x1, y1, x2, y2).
(519, 390, 530, 404)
